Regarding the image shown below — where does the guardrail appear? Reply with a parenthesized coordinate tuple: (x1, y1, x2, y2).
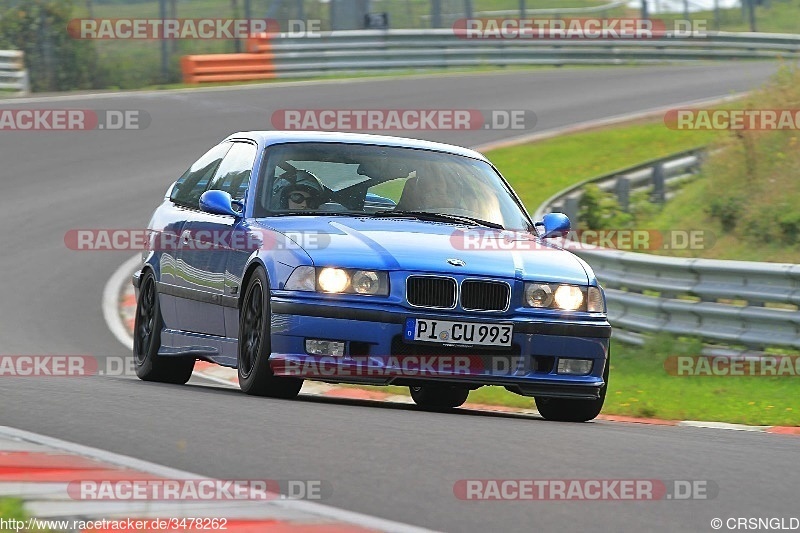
(183, 29, 800, 83)
(533, 147, 706, 223)
(533, 149, 800, 351)
(0, 50, 29, 95)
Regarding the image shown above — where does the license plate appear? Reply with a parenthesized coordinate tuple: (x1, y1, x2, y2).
(404, 318, 513, 347)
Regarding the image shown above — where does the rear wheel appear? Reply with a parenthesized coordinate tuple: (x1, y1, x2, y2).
(237, 267, 303, 398)
(410, 385, 470, 411)
(133, 271, 195, 384)
(535, 355, 610, 422)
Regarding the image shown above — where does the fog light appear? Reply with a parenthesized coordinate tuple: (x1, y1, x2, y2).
(305, 339, 345, 356)
(557, 358, 593, 375)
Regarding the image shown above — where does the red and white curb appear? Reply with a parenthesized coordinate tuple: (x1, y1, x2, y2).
(110, 258, 800, 436)
(0, 426, 433, 532)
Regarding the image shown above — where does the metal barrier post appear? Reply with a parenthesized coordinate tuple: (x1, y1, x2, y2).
(616, 176, 630, 210)
(652, 163, 666, 203)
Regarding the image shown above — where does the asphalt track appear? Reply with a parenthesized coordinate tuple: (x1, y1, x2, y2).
(1, 63, 797, 532)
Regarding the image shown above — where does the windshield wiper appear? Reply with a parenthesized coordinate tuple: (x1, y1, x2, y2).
(269, 211, 355, 217)
(372, 210, 504, 230)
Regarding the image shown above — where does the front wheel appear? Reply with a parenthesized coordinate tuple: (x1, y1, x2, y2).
(133, 270, 195, 384)
(410, 385, 470, 411)
(237, 267, 303, 398)
(535, 355, 609, 422)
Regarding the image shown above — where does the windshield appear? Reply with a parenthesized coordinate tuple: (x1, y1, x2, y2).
(255, 142, 533, 230)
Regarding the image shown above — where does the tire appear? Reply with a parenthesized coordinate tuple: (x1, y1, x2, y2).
(410, 385, 470, 411)
(237, 267, 303, 398)
(535, 354, 610, 422)
(133, 270, 195, 384)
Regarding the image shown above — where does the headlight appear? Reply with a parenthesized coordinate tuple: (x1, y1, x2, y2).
(285, 266, 315, 291)
(352, 270, 381, 294)
(318, 268, 350, 293)
(523, 282, 601, 312)
(554, 285, 584, 311)
(285, 266, 389, 296)
(524, 283, 554, 308)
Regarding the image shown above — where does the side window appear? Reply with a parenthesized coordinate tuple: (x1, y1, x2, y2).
(170, 143, 231, 208)
(207, 142, 257, 203)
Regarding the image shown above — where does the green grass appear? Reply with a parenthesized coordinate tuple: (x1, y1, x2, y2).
(653, 0, 800, 34)
(604, 337, 799, 426)
(486, 120, 717, 212)
(0, 497, 56, 531)
(0, 498, 26, 520)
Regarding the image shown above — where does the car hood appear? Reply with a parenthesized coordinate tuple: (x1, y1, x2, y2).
(255, 216, 590, 284)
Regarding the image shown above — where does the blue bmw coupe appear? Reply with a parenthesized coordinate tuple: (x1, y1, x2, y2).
(133, 131, 611, 421)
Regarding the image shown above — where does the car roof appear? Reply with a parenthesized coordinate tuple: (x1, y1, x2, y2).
(223, 131, 489, 162)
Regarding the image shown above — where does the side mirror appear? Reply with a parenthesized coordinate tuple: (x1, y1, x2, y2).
(540, 212, 570, 238)
(199, 190, 240, 217)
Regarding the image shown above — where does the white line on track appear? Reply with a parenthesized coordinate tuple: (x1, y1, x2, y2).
(677, 421, 771, 432)
(102, 254, 139, 351)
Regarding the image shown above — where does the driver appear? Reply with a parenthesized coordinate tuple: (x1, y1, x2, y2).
(273, 169, 327, 210)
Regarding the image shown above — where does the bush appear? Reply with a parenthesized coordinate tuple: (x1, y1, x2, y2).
(0, 0, 99, 91)
(778, 210, 800, 244)
(741, 206, 781, 244)
(629, 189, 661, 222)
(738, 203, 800, 245)
(578, 184, 633, 230)
(706, 194, 744, 232)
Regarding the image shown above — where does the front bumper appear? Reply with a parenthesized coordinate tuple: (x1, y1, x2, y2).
(268, 297, 610, 400)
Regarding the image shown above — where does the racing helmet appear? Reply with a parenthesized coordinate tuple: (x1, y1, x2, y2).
(272, 168, 326, 209)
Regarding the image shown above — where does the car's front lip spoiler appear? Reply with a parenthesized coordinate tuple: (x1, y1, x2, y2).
(132, 270, 142, 289)
(270, 299, 612, 339)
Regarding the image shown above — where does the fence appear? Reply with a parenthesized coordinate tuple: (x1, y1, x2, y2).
(533, 149, 800, 352)
(182, 30, 800, 83)
(0, 50, 29, 95)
